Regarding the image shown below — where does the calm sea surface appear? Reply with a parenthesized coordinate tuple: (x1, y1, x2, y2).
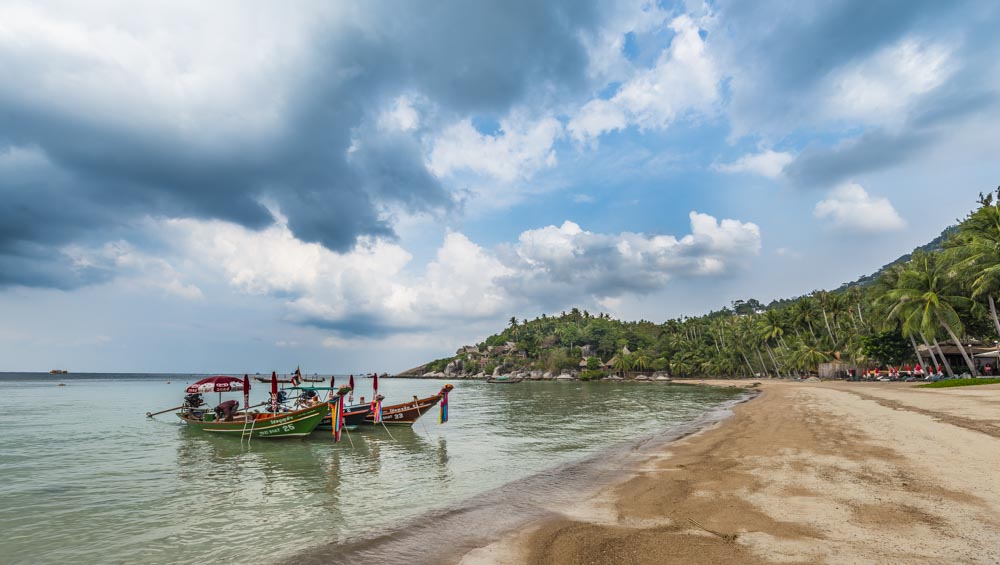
(0, 374, 745, 564)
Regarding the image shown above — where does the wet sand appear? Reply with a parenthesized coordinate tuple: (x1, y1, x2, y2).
(464, 381, 1000, 564)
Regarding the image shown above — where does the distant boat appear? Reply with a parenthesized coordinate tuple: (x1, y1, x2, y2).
(487, 375, 522, 384)
(253, 375, 324, 384)
(49, 369, 69, 374)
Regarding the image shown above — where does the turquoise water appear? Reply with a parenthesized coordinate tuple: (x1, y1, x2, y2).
(0, 374, 744, 564)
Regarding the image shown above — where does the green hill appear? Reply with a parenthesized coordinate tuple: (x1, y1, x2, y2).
(404, 191, 999, 380)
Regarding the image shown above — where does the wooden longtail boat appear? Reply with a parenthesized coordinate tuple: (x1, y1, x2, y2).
(364, 384, 453, 426)
(177, 402, 329, 438)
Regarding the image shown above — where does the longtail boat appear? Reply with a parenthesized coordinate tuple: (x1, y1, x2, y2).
(365, 384, 453, 426)
(178, 403, 329, 438)
(173, 375, 344, 439)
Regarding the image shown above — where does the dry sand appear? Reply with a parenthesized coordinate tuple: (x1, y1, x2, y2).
(461, 380, 1000, 564)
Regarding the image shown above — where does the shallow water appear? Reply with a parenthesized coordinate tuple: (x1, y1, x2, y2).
(0, 374, 743, 564)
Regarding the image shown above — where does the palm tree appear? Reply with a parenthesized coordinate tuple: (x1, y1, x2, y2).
(792, 297, 820, 339)
(814, 290, 838, 343)
(613, 353, 633, 377)
(757, 310, 785, 342)
(886, 252, 979, 376)
(790, 339, 831, 373)
(949, 198, 1000, 337)
(633, 351, 650, 373)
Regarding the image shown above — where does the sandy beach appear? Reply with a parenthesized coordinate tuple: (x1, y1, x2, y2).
(462, 381, 1000, 564)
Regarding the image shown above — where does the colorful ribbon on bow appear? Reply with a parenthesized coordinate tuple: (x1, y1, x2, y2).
(440, 387, 449, 424)
(331, 396, 344, 442)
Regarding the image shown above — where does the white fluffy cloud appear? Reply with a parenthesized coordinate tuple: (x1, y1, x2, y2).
(62, 240, 203, 299)
(377, 95, 422, 133)
(428, 113, 562, 182)
(715, 149, 794, 179)
(149, 209, 760, 337)
(569, 15, 720, 144)
(510, 213, 760, 298)
(821, 38, 952, 127)
(814, 183, 905, 233)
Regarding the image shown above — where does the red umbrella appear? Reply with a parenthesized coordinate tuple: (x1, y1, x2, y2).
(373, 372, 378, 396)
(270, 371, 279, 412)
(186, 375, 245, 394)
(348, 374, 355, 403)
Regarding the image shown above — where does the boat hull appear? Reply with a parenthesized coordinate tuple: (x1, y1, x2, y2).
(178, 403, 328, 438)
(317, 404, 372, 431)
(487, 377, 523, 384)
(364, 393, 443, 426)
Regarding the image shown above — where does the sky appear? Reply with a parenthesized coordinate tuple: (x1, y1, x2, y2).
(2, 0, 1000, 373)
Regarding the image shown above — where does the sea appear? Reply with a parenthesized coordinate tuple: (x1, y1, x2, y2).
(0, 373, 748, 564)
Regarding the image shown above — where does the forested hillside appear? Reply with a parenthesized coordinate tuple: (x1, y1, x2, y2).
(414, 189, 1000, 379)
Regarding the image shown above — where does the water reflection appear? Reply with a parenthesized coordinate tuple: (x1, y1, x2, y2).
(0, 377, 743, 565)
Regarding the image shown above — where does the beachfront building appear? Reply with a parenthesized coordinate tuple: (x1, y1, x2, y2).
(917, 339, 995, 374)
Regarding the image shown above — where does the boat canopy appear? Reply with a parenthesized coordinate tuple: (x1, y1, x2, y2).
(186, 376, 248, 394)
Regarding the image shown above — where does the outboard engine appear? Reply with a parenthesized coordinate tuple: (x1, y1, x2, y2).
(183, 393, 205, 409)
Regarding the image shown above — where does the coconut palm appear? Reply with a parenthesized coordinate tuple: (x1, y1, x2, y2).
(612, 353, 633, 377)
(792, 297, 821, 339)
(813, 290, 839, 343)
(886, 252, 979, 376)
(633, 351, 650, 373)
(949, 198, 1000, 337)
(791, 339, 831, 373)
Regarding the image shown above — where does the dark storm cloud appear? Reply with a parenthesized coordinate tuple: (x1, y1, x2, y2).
(712, 0, 1000, 185)
(713, 0, 982, 132)
(785, 83, 1000, 188)
(301, 312, 427, 340)
(0, 0, 603, 288)
(784, 130, 934, 188)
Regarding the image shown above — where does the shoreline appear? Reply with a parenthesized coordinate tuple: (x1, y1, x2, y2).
(285, 385, 755, 565)
(464, 380, 1000, 564)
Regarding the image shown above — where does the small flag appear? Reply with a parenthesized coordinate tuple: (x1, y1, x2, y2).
(349, 374, 355, 403)
(373, 372, 379, 396)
